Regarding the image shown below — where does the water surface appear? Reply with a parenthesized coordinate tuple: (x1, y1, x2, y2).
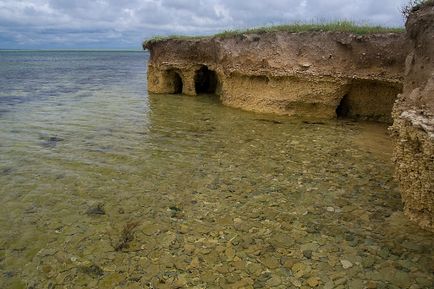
(0, 51, 432, 289)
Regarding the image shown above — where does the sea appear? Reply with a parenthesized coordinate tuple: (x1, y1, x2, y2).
(0, 50, 432, 289)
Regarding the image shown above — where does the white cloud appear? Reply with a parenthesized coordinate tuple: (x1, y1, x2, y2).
(0, 0, 409, 48)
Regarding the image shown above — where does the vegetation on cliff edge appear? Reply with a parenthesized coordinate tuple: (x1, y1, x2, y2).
(401, 0, 434, 18)
(143, 21, 404, 47)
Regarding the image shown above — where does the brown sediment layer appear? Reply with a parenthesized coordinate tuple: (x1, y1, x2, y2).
(391, 2, 434, 232)
(144, 31, 406, 122)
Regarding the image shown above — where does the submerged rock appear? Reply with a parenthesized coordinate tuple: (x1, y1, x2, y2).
(340, 259, 353, 269)
(40, 135, 64, 148)
(85, 203, 105, 216)
(79, 264, 104, 277)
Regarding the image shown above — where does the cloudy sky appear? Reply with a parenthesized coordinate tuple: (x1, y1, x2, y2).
(0, 0, 408, 49)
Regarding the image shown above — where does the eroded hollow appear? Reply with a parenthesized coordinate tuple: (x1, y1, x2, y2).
(336, 94, 350, 118)
(165, 70, 183, 94)
(335, 80, 401, 122)
(195, 66, 218, 94)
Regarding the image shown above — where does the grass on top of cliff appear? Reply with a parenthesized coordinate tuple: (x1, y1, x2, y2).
(144, 21, 404, 46)
(215, 21, 404, 37)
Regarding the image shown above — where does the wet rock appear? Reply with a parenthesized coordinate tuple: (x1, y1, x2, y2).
(348, 279, 364, 289)
(85, 203, 105, 215)
(416, 277, 432, 287)
(303, 250, 312, 259)
(1, 167, 13, 175)
(344, 232, 355, 241)
(292, 262, 311, 278)
(179, 224, 189, 234)
(232, 278, 254, 289)
(361, 256, 376, 268)
(225, 244, 235, 260)
(37, 248, 57, 257)
(225, 273, 241, 284)
(40, 135, 64, 148)
(378, 247, 390, 258)
(391, 271, 412, 288)
(253, 279, 266, 289)
(340, 259, 353, 269)
(3, 271, 15, 278)
(334, 277, 347, 286)
(188, 256, 200, 269)
(233, 217, 243, 229)
(201, 271, 217, 283)
(265, 275, 282, 287)
(281, 256, 296, 269)
(256, 118, 283, 124)
(256, 272, 271, 284)
(289, 276, 302, 287)
(79, 264, 104, 277)
(305, 223, 321, 234)
(306, 276, 320, 287)
(169, 205, 183, 219)
(183, 243, 195, 255)
(24, 204, 38, 214)
(41, 265, 52, 274)
(258, 255, 276, 270)
(216, 263, 230, 274)
(269, 232, 295, 248)
(246, 262, 263, 276)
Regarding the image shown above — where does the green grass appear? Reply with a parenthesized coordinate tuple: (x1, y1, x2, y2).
(143, 21, 404, 47)
(215, 21, 404, 37)
(143, 35, 207, 46)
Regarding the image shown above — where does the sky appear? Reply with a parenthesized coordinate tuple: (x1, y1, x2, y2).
(0, 0, 409, 49)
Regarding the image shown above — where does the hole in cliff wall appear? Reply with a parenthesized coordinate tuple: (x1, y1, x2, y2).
(336, 94, 350, 118)
(335, 80, 401, 122)
(195, 66, 218, 94)
(165, 70, 183, 94)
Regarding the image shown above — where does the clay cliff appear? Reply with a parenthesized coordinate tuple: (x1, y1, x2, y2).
(391, 1, 434, 232)
(144, 31, 406, 122)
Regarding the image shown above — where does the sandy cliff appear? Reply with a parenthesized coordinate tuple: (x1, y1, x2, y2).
(391, 2, 434, 232)
(144, 31, 406, 122)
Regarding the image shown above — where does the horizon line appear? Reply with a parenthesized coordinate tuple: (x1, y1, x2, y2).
(0, 48, 145, 51)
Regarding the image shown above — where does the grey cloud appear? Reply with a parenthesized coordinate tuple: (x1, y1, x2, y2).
(0, 0, 409, 49)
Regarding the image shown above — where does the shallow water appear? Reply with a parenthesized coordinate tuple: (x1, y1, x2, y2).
(0, 51, 432, 289)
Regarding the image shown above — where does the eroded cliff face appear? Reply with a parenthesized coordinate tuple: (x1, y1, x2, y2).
(391, 2, 434, 232)
(144, 31, 406, 122)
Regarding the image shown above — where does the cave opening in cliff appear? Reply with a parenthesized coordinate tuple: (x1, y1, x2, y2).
(195, 66, 218, 94)
(166, 70, 183, 94)
(336, 94, 350, 118)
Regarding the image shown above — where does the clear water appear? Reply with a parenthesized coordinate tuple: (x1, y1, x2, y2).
(0, 51, 432, 289)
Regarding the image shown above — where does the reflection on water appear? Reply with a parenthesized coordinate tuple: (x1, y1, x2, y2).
(0, 51, 432, 289)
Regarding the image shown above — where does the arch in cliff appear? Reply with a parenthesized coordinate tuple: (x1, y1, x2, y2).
(194, 66, 218, 94)
(336, 94, 350, 118)
(335, 80, 401, 122)
(165, 70, 183, 94)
